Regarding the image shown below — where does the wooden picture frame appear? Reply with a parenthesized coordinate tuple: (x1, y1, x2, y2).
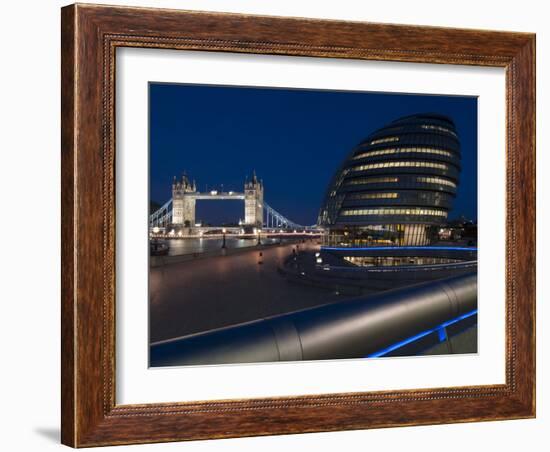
(61, 3, 535, 447)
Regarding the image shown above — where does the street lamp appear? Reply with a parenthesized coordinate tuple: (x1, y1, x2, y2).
(256, 227, 261, 245)
(222, 228, 227, 249)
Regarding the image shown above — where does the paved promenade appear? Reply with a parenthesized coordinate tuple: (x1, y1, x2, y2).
(150, 241, 341, 342)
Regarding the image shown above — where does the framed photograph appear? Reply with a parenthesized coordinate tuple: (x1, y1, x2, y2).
(61, 3, 536, 447)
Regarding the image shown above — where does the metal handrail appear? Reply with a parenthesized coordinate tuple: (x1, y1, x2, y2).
(150, 272, 477, 366)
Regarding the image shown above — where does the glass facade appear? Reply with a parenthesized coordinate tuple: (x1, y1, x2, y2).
(322, 224, 439, 247)
(340, 208, 447, 217)
(318, 113, 461, 247)
(343, 256, 463, 267)
(351, 161, 451, 172)
(352, 147, 454, 159)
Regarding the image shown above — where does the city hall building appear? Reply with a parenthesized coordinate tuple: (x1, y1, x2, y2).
(318, 113, 461, 247)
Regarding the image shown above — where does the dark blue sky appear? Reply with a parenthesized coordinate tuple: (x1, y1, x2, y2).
(150, 83, 477, 225)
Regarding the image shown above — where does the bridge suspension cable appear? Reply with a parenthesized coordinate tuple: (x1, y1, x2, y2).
(263, 202, 307, 230)
(150, 199, 172, 228)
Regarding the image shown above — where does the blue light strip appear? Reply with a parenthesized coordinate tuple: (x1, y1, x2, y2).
(322, 246, 477, 252)
(366, 309, 478, 358)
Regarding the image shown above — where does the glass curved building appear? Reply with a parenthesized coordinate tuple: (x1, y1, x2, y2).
(318, 113, 461, 247)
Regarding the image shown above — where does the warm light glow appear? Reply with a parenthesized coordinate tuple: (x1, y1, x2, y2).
(352, 161, 449, 172)
(417, 176, 457, 188)
(345, 176, 399, 186)
(348, 192, 398, 200)
(340, 207, 447, 217)
(421, 124, 458, 137)
(370, 136, 399, 145)
(353, 147, 454, 160)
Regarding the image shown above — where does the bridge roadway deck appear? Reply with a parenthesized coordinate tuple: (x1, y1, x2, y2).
(150, 241, 342, 343)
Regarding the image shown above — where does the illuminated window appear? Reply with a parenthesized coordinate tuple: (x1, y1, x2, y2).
(370, 136, 399, 145)
(421, 124, 458, 137)
(343, 256, 462, 267)
(416, 176, 456, 188)
(352, 147, 454, 160)
(347, 192, 398, 200)
(345, 177, 399, 185)
(352, 161, 449, 172)
(340, 207, 447, 217)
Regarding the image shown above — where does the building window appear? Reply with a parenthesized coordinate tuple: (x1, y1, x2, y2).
(416, 176, 457, 188)
(345, 177, 399, 186)
(370, 136, 399, 145)
(343, 256, 463, 267)
(351, 161, 449, 172)
(421, 124, 458, 137)
(340, 207, 447, 217)
(347, 192, 399, 200)
(352, 147, 454, 160)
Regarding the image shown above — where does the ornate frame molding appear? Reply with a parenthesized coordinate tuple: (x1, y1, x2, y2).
(61, 4, 535, 447)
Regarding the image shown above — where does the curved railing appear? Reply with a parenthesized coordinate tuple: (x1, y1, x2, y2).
(150, 273, 477, 366)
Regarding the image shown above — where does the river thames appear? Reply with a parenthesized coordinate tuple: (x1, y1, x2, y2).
(157, 236, 301, 256)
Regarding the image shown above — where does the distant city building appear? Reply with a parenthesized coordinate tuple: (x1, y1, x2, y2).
(318, 113, 461, 246)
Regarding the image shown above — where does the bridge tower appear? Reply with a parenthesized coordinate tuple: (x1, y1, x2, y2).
(172, 173, 197, 227)
(244, 171, 264, 227)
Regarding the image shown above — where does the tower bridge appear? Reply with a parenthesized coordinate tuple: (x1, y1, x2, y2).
(150, 172, 315, 232)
